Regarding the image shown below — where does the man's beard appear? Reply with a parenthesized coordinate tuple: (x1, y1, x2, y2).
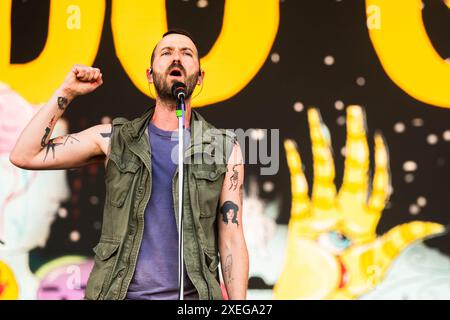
(153, 64, 198, 105)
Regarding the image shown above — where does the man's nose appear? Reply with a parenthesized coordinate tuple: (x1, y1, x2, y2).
(172, 50, 182, 62)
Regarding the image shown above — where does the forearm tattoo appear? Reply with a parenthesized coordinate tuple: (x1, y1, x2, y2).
(224, 254, 233, 285)
(40, 96, 68, 149)
(40, 127, 51, 148)
(229, 164, 239, 191)
(57, 96, 68, 110)
(220, 200, 239, 227)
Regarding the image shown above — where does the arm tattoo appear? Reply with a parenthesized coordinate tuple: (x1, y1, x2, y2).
(57, 96, 68, 110)
(42, 134, 80, 162)
(220, 201, 239, 227)
(228, 164, 239, 191)
(224, 254, 233, 285)
(40, 114, 60, 147)
(239, 184, 244, 202)
(40, 127, 51, 147)
(62, 134, 80, 145)
(43, 139, 63, 161)
(100, 125, 113, 138)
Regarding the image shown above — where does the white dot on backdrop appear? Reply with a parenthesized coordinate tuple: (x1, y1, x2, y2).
(426, 134, 438, 145)
(293, 102, 304, 112)
(421, 2, 425, 10)
(250, 129, 265, 141)
(356, 77, 366, 86)
(443, 130, 450, 141)
(70, 230, 80, 242)
(394, 122, 405, 133)
(341, 146, 346, 157)
(197, 0, 208, 8)
(336, 116, 346, 126)
(324, 55, 335, 66)
(58, 207, 68, 219)
(101, 116, 112, 124)
(90, 196, 99, 205)
(404, 174, 415, 183)
(411, 118, 424, 127)
(403, 161, 417, 172)
(263, 181, 274, 193)
(417, 196, 427, 207)
(409, 204, 420, 215)
(446, 58, 450, 64)
(271, 52, 280, 63)
(335, 100, 344, 111)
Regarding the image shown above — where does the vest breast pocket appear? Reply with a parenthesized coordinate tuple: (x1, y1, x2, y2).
(192, 165, 227, 218)
(105, 153, 141, 208)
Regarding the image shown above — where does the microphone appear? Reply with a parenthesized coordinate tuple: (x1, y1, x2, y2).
(171, 82, 187, 101)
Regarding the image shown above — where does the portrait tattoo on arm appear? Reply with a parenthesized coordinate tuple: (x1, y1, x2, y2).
(220, 201, 239, 227)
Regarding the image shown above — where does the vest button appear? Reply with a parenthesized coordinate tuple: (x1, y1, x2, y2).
(128, 228, 134, 236)
(118, 271, 124, 278)
(209, 172, 216, 179)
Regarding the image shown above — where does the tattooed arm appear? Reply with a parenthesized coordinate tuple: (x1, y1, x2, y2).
(10, 65, 110, 170)
(218, 142, 249, 299)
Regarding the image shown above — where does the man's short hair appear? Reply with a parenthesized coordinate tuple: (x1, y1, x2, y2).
(150, 29, 199, 66)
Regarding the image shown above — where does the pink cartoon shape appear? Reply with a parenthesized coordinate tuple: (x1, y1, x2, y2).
(36, 257, 94, 300)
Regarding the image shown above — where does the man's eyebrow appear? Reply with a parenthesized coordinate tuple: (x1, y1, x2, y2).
(159, 46, 195, 53)
(159, 46, 174, 52)
(181, 47, 194, 52)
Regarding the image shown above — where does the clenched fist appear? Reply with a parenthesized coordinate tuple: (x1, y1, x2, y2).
(60, 64, 103, 99)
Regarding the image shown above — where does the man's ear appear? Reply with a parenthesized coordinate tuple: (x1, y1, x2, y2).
(146, 68, 153, 84)
(197, 69, 205, 86)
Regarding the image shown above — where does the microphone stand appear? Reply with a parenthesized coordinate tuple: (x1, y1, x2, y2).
(176, 93, 185, 300)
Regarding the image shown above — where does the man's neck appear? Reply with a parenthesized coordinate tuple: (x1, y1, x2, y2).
(151, 98, 192, 131)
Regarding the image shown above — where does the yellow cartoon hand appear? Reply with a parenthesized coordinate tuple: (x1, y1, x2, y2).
(341, 221, 445, 296)
(274, 106, 445, 300)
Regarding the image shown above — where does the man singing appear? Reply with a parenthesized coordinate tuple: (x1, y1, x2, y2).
(10, 29, 249, 300)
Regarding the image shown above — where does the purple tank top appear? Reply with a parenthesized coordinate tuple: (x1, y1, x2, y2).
(126, 121, 197, 300)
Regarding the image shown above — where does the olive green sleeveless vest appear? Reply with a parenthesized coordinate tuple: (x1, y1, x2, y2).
(85, 106, 236, 300)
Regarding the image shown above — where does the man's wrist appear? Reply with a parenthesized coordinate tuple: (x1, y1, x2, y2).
(57, 85, 76, 103)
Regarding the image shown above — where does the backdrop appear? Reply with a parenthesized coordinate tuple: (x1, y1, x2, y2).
(0, 0, 449, 300)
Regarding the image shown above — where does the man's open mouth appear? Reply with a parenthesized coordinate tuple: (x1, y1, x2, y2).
(168, 68, 183, 78)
